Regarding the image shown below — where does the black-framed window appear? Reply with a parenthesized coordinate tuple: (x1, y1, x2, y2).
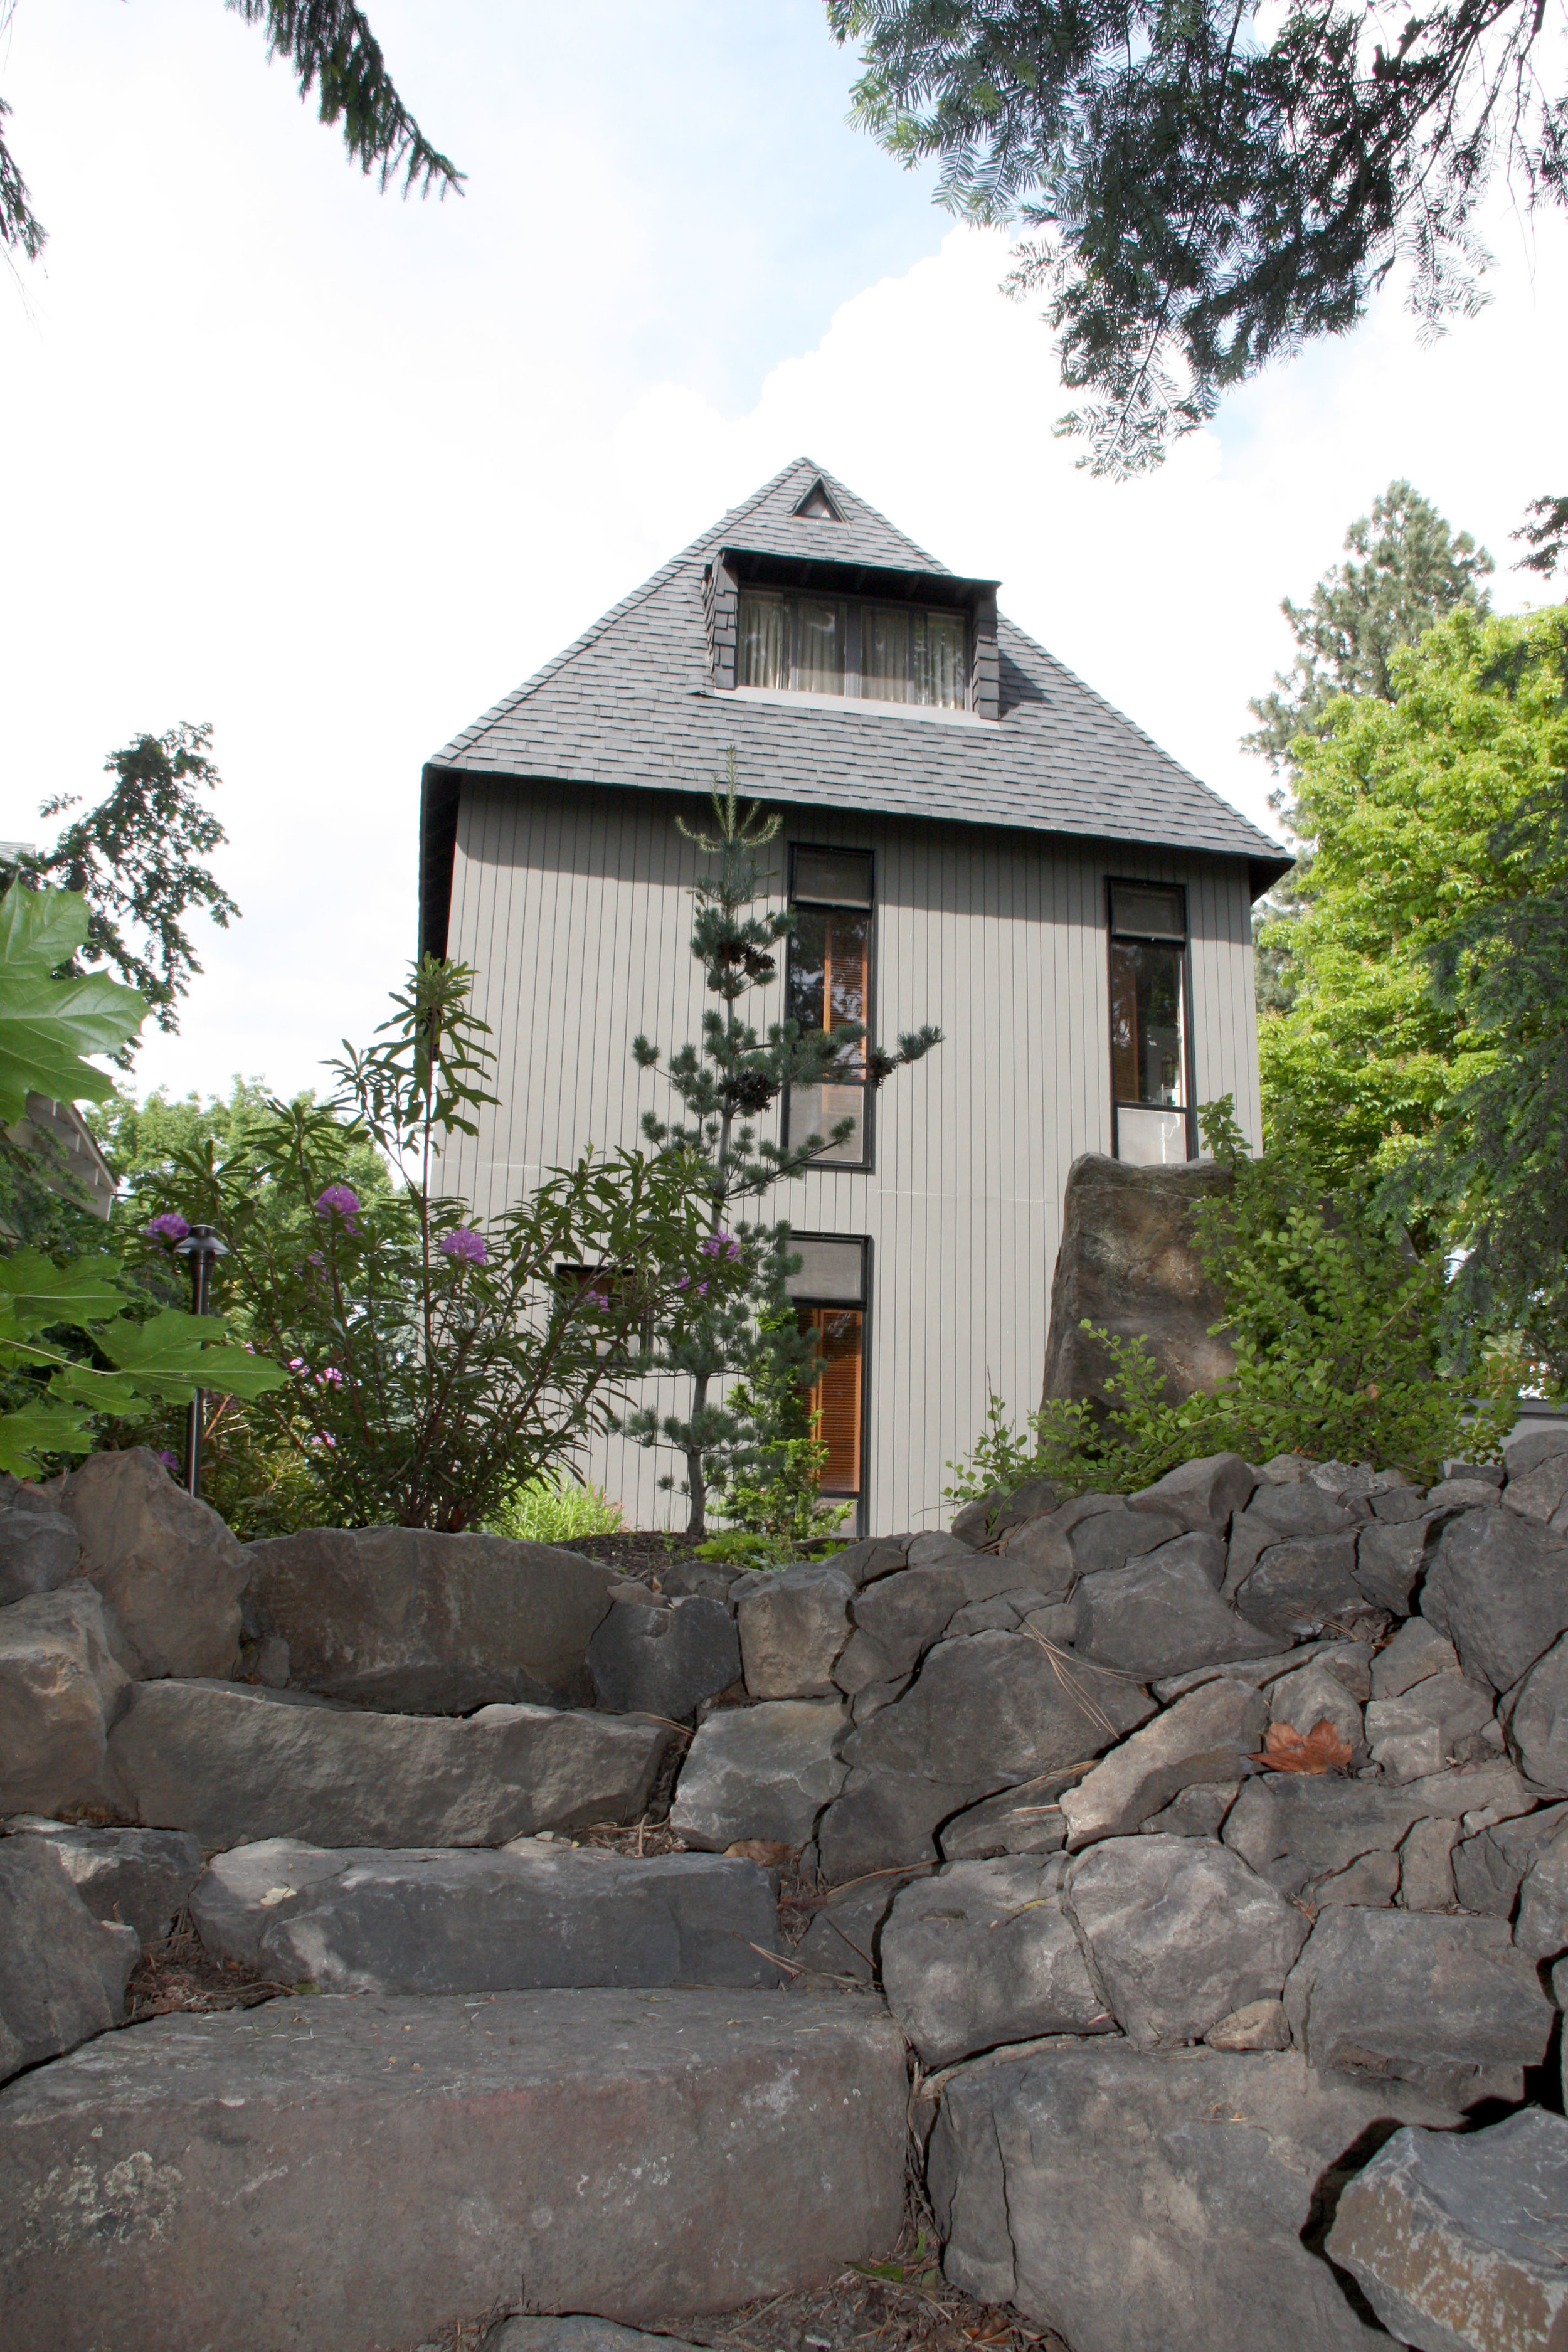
(1108, 882, 1195, 1166)
(784, 846, 873, 1170)
(785, 1234, 871, 1534)
(738, 589, 968, 711)
(553, 1263, 650, 1365)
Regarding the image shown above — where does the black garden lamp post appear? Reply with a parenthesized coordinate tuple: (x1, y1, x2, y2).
(172, 1223, 229, 1498)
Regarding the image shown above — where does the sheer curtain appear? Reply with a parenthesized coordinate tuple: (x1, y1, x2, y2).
(914, 612, 967, 709)
(797, 598, 846, 694)
(865, 606, 909, 702)
(739, 593, 788, 689)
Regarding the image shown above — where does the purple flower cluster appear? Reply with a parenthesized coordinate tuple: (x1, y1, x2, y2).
(440, 1226, 487, 1264)
(146, 1213, 189, 1245)
(154, 1449, 180, 1475)
(314, 1184, 361, 1230)
(701, 1231, 742, 1262)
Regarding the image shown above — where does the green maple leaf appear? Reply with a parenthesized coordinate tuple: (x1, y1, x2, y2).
(0, 886, 147, 1122)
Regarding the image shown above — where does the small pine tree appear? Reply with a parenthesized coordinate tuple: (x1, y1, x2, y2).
(623, 758, 940, 1535)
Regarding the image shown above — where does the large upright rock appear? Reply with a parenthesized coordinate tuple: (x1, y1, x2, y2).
(1327, 2109, 1568, 2352)
(0, 1580, 130, 1815)
(1040, 1153, 1234, 1416)
(246, 1526, 616, 1712)
(0, 1989, 908, 2350)
(930, 2041, 1444, 2352)
(1421, 1507, 1568, 1693)
(108, 1680, 670, 1850)
(60, 1448, 248, 1679)
(0, 1840, 139, 2085)
(190, 1840, 783, 1992)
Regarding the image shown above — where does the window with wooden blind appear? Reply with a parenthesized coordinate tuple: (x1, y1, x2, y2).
(785, 1234, 869, 1527)
(785, 845, 874, 1168)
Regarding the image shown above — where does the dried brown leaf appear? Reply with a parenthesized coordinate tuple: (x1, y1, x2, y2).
(1248, 1718, 1353, 1775)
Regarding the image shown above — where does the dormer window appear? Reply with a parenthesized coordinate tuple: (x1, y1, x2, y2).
(793, 478, 844, 521)
(738, 590, 968, 711)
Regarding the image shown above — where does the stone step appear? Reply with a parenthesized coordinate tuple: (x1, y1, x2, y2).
(191, 1839, 787, 1993)
(107, 1679, 670, 1850)
(0, 1988, 907, 2352)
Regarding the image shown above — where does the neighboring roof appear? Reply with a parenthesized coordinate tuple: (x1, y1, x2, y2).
(426, 457, 1288, 905)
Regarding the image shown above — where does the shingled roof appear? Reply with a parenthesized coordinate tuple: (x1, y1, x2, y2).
(423, 458, 1287, 946)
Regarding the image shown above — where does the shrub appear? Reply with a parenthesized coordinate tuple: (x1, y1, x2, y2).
(482, 1473, 625, 1544)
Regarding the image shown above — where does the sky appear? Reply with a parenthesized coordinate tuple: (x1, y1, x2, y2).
(3, 0, 1565, 1109)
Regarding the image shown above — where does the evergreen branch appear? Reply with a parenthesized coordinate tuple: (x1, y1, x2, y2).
(225, 0, 464, 198)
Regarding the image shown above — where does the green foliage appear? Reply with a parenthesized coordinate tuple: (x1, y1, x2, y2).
(705, 1311, 852, 1552)
(2, 1, 460, 265)
(1515, 495, 1568, 581)
(0, 886, 148, 1124)
(7, 724, 241, 1036)
(1255, 606, 1568, 1185)
(829, 0, 1565, 474)
(623, 760, 939, 1534)
(1385, 769, 1568, 1384)
(944, 1097, 1511, 1505)
(137, 955, 743, 1531)
(482, 1473, 625, 1545)
(0, 882, 285, 1479)
(1244, 484, 1493, 798)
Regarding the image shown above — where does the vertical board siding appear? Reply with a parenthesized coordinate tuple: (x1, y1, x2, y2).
(444, 782, 1263, 1535)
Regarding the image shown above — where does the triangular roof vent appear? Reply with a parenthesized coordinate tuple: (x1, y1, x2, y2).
(792, 476, 844, 522)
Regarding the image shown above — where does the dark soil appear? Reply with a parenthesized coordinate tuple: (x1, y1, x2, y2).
(565, 1530, 713, 1576)
(120, 1915, 293, 2025)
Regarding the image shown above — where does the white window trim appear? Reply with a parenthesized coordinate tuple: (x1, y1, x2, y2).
(721, 684, 991, 729)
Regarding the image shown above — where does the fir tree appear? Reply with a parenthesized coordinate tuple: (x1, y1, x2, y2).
(623, 759, 941, 1536)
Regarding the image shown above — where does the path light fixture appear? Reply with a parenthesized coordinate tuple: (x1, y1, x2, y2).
(172, 1223, 230, 1498)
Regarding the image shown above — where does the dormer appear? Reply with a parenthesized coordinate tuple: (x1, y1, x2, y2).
(703, 545, 1001, 723)
(792, 476, 844, 521)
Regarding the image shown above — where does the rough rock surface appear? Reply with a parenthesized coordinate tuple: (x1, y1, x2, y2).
(1373, 1618, 1460, 1698)
(815, 1766, 993, 1883)
(1224, 1483, 1358, 1592)
(4, 1818, 202, 1943)
(60, 1446, 250, 1678)
(1364, 1672, 1495, 1781)
(881, 1858, 1113, 2064)
(1354, 1513, 1443, 1614)
(1130, 1451, 1256, 1532)
(0, 1579, 130, 1815)
(1327, 2109, 1568, 2352)
(940, 1779, 1075, 1860)
(1268, 1661, 1367, 1759)
(1234, 1533, 1366, 1643)
(1066, 1834, 1308, 2046)
(1038, 1153, 1236, 1415)
(1421, 1508, 1568, 1693)
(247, 1525, 615, 1712)
(841, 1629, 1156, 1791)
(0, 1839, 139, 2085)
(588, 1593, 740, 1720)
(0, 1989, 908, 2351)
(190, 1839, 783, 1992)
(1059, 1677, 1265, 1848)
(669, 1700, 847, 1852)
(1506, 1631, 1568, 1791)
(484, 2324, 706, 2352)
(737, 1562, 854, 1699)
(1284, 1905, 1553, 2107)
(0, 1503, 80, 1604)
(108, 1680, 670, 1850)
(791, 1873, 921, 1985)
(930, 2041, 1441, 2352)
(1073, 1544, 1279, 1679)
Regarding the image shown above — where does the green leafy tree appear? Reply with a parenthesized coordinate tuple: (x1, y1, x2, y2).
(0, 884, 286, 1477)
(1245, 484, 1492, 1015)
(4, 723, 240, 1037)
(704, 1307, 851, 1555)
(1, 0, 460, 267)
(1384, 770, 1568, 1383)
(138, 955, 745, 1531)
(828, 0, 1568, 474)
(1256, 605, 1568, 1190)
(1515, 496, 1568, 581)
(625, 764, 940, 1535)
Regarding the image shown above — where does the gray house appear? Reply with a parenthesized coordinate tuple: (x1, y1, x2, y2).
(420, 459, 1287, 1535)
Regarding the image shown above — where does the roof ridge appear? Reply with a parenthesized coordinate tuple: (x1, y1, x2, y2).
(437, 458, 825, 766)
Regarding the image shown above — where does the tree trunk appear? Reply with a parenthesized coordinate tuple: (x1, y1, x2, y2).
(684, 1370, 709, 1536)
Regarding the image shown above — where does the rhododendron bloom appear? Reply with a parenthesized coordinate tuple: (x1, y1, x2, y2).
(439, 1227, 487, 1264)
(146, 1213, 189, 1244)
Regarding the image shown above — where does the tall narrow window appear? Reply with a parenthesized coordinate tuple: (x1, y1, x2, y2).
(786, 1236, 869, 1527)
(1108, 883, 1192, 1165)
(786, 847, 874, 1167)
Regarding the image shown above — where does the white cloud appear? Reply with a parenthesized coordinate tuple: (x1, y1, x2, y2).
(3, 3, 1563, 1111)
